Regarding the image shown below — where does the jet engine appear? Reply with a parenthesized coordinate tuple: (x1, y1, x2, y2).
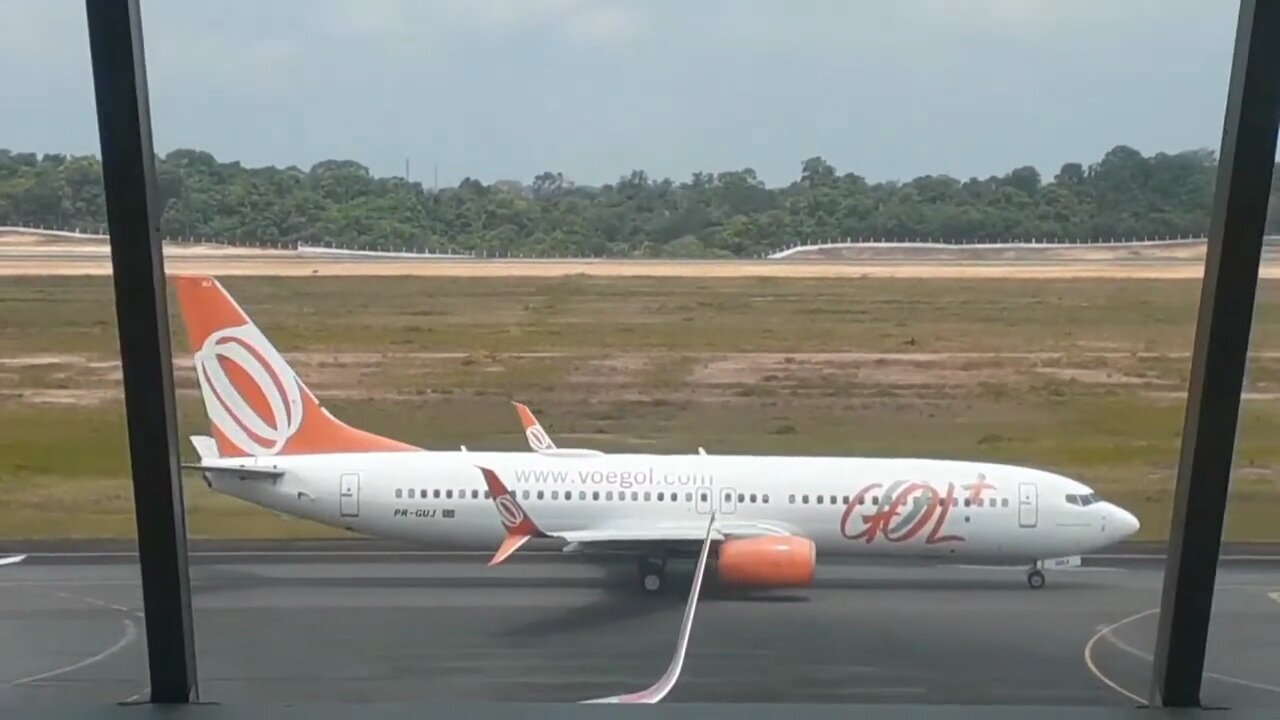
(716, 535, 816, 588)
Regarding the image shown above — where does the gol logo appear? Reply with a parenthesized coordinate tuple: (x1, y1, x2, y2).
(493, 494, 525, 529)
(525, 424, 554, 451)
(194, 323, 304, 456)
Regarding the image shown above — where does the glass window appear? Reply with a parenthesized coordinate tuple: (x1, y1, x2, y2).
(644, 491, 651, 501)
(551, 490, 559, 500)
(816, 494, 824, 504)
(657, 492, 664, 501)
(842, 495, 850, 505)
(395, 488, 402, 499)
(737, 493, 745, 503)
(802, 494, 810, 504)
(1002, 498, 1009, 508)
(593, 491, 600, 501)
(472, 489, 479, 499)
(762, 494, 769, 504)
(536, 490, 544, 500)
(434, 489, 441, 499)
(483, 490, 490, 499)
(789, 494, 796, 504)
(579, 491, 586, 500)
(749, 493, 757, 503)
(631, 491, 639, 501)
(685, 492, 693, 502)
(963, 498, 971, 508)
(830, 495, 837, 505)
(446, 489, 453, 499)
(606, 491, 613, 501)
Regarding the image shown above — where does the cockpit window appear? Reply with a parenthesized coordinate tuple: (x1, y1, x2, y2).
(1066, 492, 1102, 507)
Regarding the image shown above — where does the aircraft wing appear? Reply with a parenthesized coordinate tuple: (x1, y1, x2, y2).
(555, 519, 793, 553)
(580, 512, 716, 704)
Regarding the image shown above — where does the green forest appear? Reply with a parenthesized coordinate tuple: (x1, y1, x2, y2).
(1, 144, 1273, 258)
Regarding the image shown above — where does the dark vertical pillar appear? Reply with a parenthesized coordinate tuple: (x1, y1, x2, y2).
(84, 0, 198, 703)
(1149, 0, 1280, 708)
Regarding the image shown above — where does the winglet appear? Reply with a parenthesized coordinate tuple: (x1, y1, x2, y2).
(478, 466, 544, 565)
(0, 555, 27, 567)
(513, 401, 557, 451)
(581, 512, 716, 704)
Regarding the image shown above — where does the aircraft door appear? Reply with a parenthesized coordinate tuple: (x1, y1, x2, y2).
(340, 473, 360, 517)
(695, 487, 713, 515)
(720, 487, 737, 514)
(1017, 482, 1037, 528)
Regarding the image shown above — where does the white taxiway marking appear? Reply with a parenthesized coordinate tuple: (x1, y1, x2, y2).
(7, 617, 138, 686)
(1083, 607, 1155, 705)
(1084, 603, 1280, 703)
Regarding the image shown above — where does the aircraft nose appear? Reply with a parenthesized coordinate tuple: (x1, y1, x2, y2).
(1112, 506, 1140, 538)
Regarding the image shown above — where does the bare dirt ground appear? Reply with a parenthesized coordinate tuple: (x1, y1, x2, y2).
(5, 231, 1278, 279)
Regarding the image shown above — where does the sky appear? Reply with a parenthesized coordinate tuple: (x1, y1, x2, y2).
(0, 1, 1242, 188)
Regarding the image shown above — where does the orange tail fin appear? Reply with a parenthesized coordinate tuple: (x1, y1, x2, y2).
(170, 274, 419, 458)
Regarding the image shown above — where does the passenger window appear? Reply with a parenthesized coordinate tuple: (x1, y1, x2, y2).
(762, 493, 770, 504)
(963, 498, 970, 508)
(789, 494, 796, 504)
(658, 492, 665, 501)
(536, 490, 544, 500)
(749, 493, 757, 503)
(816, 495, 824, 505)
(830, 495, 837, 505)
(472, 489, 479, 499)
(520, 490, 528, 500)
(619, 493, 626, 502)
(871, 496, 879, 505)
(672, 493, 678, 502)
(579, 491, 586, 500)
(433, 489, 441, 499)
(395, 488, 402, 499)
(408, 489, 415, 499)
(446, 489, 453, 499)
(1002, 498, 1009, 508)
(483, 490, 490, 499)
(686, 492, 693, 502)
(551, 490, 559, 500)
(593, 491, 600, 501)
(802, 495, 810, 504)
(606, 491, 613, 501)
(737, 493, 745, 503)
(632, 491, 639, 501)
(842, 495, 850, 505)
(644, 492, 651, 501)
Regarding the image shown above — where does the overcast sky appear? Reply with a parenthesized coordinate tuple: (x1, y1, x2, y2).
(0, 1, 1241, 187)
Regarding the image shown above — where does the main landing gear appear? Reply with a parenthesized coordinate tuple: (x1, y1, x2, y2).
(1026, 567, 1046, 590)
(638, 556, 667, 593)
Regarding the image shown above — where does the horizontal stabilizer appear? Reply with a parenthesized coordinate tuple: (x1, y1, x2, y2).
(190, 435, 219, 461)
(181, 463, 285, 479)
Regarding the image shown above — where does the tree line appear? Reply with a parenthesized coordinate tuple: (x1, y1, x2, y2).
(2, 144, 1273, 258)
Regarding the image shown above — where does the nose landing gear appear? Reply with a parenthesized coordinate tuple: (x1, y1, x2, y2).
(1026, 568, 1046, 589)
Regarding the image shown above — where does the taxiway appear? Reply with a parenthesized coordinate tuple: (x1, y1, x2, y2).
(0, 552, 1277, 707)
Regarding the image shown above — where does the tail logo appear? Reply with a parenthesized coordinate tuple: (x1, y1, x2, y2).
(494, 494, 525, 529)
(194, 323, 304, 456)
(525, 425, 554, 451)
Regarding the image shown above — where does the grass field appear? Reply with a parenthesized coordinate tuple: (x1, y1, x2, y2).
(1, 274, 1278, 541)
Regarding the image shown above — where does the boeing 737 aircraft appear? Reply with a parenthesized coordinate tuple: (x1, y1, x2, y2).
(175, 274, 1140, 595)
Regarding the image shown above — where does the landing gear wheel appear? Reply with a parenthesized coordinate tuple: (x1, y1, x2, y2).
(638, 557, 666, 594)
(1027, 569, 1046, 590)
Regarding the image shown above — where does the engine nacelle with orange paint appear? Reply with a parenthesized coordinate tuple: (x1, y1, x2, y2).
(716, 535, 816, 588)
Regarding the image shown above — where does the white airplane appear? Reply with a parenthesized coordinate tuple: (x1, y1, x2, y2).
(174, 274, 1140, 595)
